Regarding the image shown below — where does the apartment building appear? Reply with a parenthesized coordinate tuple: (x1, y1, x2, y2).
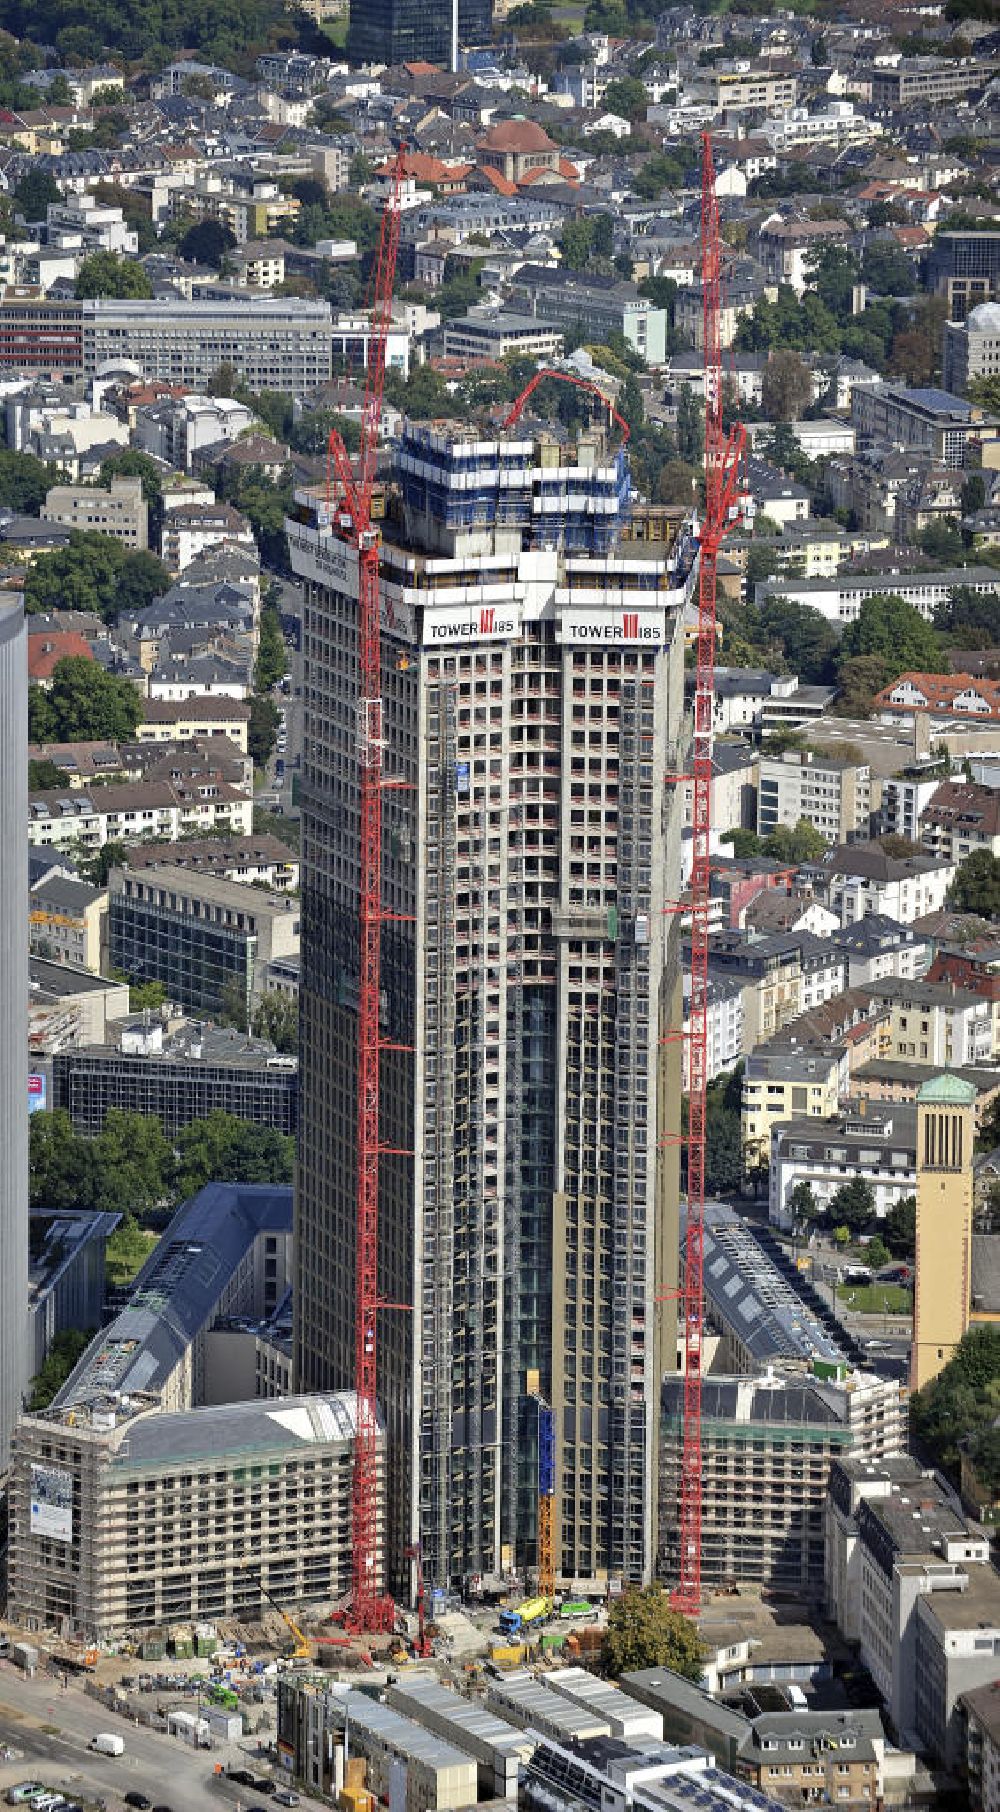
(870, 57, 994, 110)
(290, 417, 691, 1594)
(819, 844, 955, 926)
(41, 475, 147, 549)
(929, 233, 1000, 323)
(770, 1102, 916, 1228)
(826, 1455, 1000, 1767)
(29, 873, 106, 972)
(920, 781, 1000, 863)
(711, 669, 834, 737)
(27, 778, 252, 852)
(163, 174, 299, 245)
(852, 384, 999, 470)
(756, 216, 852, 296)
(160, 501, 256, 573)
(960, 1682, 1000, 1812)
(661, 1372, 904, 1597)
(682, 971, 744, 1088)
(698, 1202, 860, 1378)
(703, 63, 799, 111)
(742, 1045, 846, 1169)
(877, 671, 1000, 728)
(134, 696, 250, 749)
(108, 864, 299, 1020)
(709, 929, 847, 1049)
(133, 393, 255, 471)
(864, 975, 994, 1067)
(125, 833, 298, 891)
(9, 1392, 374, 1640)
(829, 916, 930, 988)
(758, 749, 876, 847)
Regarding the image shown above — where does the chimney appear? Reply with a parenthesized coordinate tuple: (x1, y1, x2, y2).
(913, 712, 931, 761)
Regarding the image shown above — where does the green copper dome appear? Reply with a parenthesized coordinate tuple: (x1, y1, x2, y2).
(917, 1071, 978, 1106)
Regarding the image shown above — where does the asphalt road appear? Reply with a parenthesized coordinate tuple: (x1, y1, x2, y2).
(0, 1664, 319, 1810)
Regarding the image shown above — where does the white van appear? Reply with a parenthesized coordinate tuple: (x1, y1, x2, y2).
(89, 1734, 124, 1757)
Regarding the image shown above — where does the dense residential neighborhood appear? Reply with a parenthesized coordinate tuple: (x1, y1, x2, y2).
(1, 0, 1000, 1806)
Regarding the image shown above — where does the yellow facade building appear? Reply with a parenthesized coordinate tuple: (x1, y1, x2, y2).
(911, 1072, 977, 1393)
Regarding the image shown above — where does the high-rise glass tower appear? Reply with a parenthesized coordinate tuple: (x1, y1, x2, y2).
(0, 589, 29, 1469)
(348, 0, 491, 71)
(291, 419, 689, 1593)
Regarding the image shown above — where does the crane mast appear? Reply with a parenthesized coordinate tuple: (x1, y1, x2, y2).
(672, 132, 750, 1618)
(327, 147, 406, 1636)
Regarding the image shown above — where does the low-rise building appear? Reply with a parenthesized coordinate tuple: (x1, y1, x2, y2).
(877, 671, 1000, 729)
(829, 917, 930, 988)
(522, 1729, 805, 1812)
(124, 833, 299, 890)
(864, 974, 994, 1067)
(756, 567, 1000, 626)
(698, 1202, 861, 1376)
(660, 1372, 904, 1598)
(108, 863, 298, 1020)
(278, 1682, 477, 1811)
(711, 669, 835, 737)
(921, 781, 1000, 862)
(386, 1675, 535, 1800)
(442, 308, 564, 364)
(134, 696, 250, 750)
(9, 1391, 374, 1640)
(28, 1208, 118, 1378)
(41, 475, 147, 549)
(770, 1102, 916, 1228)
(29, 872, 106, 972)
(28, 957, 130, 1056)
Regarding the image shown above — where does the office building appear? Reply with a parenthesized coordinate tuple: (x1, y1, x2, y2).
(930, 234, 1000, 323)
(0, 294, 334, 390)
(756, 566, 1000, 625)
(52, 1020, 298, 1136)
(108, 864, 299, 1020)
(660, 1372, 904, 1598)
(442, 309, 564, 364)
(870, 57, 993, 109)
(509, 265, 668, 366)
(41, 475, 148, 549)
(29, 872, 107, 972)
(348, 0, 492, 78)
(291, 417, 691, 1594)
(0, 590, 28, 1469)
(943, 303, 1000, 397)
(852, 384, 1000, 469)
(912, 1072, 977, 1392)
(757, 748, 876, 847)
(9, 1390, 374, 1640)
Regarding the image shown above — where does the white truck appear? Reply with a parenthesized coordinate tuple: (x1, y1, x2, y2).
(89, 1734, 124, 1757)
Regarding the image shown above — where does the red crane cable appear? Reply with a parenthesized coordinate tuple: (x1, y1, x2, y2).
(327, 144, 407, 1636)
(502, 368, 631, 441)
(672, 132, 748, 1619)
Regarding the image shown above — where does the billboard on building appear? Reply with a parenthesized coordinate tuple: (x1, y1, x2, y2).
(28, 1073, 46, 1114)
(30, 1463, 73, 1543)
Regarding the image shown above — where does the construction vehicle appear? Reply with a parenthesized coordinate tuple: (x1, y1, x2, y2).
(498, 1597, 549, 1637)
(258, 1584, 312, 1661)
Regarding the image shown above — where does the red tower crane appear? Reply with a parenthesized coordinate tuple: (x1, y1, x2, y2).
(671, 132, 750, 1618)
(325, 146, 407, 1636)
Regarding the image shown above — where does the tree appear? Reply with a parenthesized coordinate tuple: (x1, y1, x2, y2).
(255, 602, 288, 693)
(129, 978, 167, 1012)
(179, 219, 237, 268)
(253, 989, 298, 1054)
(24, 529, 129, 621)
(839, 594, 946, 680)
(27, 1328, 95, 1410)
(884, 1194, 916, 1261)
(13, 168, 62, 220)
(834, 654, 894, 719)
(962, 473, 987, 517)
(949, 850, 1000, 919)
(788, 1180, 820, 1228)
(860, 240, 917, 298)
(602, 75, 649, 121)
(760, 350, 813, 423)
(29, 1109, 95, 1211)
(910, 1324, 1000, 1479)
(675, 385, 703, 464)
(720, 828, 763, 859)
(866, 1235, 890, 1271)
(887, 297, 949, 388)
(29, 658, 142, 744)
(0, 449, 57, 515)
(75, 251, 152, 300)
(81, 839, 127, 888)
(91, 1109, 173, 1217)
(106, 1212, 155, 1288)
(605, 1586, 705, 1681)
(754, 599, 838, 685)
(290, 409, 361, 458)
(803, 243, 859, 323)
(968, 375, 1000, 414)
(936, 586, 1000, 642)
(112, 549, 171, 618)
(173, 1110, 295, 1200)
(655, 459, 698, 505)
(828, 1176, 876, 1236)
(28, 759, 70, 790)
(919, 519, 965, 564)
(99, 450, 164, 509)
(762, 818, 828, 864)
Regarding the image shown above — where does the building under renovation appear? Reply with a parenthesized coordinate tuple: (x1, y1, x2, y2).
(290, 413, 694, 1593)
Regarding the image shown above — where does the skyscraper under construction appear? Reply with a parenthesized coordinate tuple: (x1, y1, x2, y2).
(290, 408, 692, 1593)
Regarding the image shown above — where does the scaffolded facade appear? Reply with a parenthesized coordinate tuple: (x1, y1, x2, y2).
(292, 421, 692, 1592)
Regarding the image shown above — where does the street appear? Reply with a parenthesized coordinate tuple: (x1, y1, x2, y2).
(0, 1664, 322, 1810)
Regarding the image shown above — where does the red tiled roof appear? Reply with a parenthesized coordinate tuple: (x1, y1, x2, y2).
(28, 632, 94, 681)
(875, 670, 1000, 718)
(473, 164, 518, 196)
(376, 151, 471, 185)
(404, 60, 441, 74)
(478, 118, 556, 154)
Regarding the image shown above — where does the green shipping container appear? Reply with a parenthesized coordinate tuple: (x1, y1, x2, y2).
(539, 1631, 566, 1650)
